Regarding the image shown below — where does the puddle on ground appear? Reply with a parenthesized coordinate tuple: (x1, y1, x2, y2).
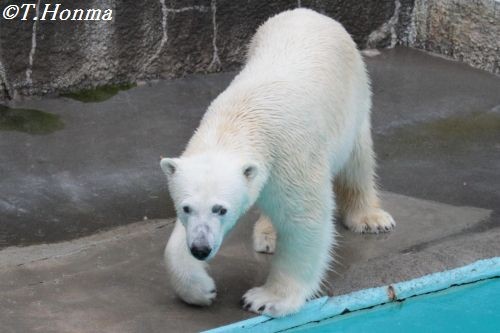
(62, 83, 136, 103)
(0, 105, 64, 135)
(376, 112, 500, 158)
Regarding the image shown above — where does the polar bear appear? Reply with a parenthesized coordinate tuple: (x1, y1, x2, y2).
(160, 8, 395, 317)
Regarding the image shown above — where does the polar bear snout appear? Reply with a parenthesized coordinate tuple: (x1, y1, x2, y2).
(190, 243, 211, 260)
(188, 224, 215, 261)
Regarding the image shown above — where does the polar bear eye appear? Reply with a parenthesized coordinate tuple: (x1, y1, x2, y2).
(212, 205, 227, 216)
(182, 206, 191, 214)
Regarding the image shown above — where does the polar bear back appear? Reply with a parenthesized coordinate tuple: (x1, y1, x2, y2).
(246, 9, 358, 79)
(185, 9, 371, 174)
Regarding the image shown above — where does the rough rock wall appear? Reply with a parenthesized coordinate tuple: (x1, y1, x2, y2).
(401, 0, 499, 75)
(0, 0, 413, 101)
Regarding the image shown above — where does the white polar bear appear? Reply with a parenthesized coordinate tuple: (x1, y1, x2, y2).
(160, 8, 395, 317)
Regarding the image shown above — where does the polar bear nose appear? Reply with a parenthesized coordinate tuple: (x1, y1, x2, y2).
(190, 244, 212, 260)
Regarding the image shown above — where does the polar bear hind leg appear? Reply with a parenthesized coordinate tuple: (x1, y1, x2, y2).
(253, 214, 276, 254)
(335, 119, 396, 233)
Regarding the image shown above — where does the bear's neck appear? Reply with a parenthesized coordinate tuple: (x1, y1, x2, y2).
(184, 121, 267, 163)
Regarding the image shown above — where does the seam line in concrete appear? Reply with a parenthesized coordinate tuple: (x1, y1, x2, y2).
(0, 218, 175, 268)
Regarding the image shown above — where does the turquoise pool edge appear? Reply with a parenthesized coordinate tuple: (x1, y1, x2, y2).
(203, 257, 500, 333)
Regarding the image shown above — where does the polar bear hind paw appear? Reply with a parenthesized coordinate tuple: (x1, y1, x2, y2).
(344, 208, 395, 234)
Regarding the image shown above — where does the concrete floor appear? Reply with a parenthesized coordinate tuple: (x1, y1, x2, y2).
(0, 47, 499, 332)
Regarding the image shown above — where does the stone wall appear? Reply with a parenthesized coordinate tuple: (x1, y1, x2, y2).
(0, 0, 413, 101)
(401, 0, 499, 75)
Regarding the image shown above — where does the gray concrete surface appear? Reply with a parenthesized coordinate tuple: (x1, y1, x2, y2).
(0, 194, 497, 332)
(2, 47, 499, 248)
(1, 72, 232, 247)
(1, 47, 500, 331)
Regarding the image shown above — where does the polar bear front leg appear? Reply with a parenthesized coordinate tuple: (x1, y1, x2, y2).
(243, 195, 334, 317)
(164, 220, 216, 306)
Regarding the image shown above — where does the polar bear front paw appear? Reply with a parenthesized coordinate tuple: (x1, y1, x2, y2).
(172, 272, 217, 306)
(344, 208, 395, 234)
(241, 286, 305, 317)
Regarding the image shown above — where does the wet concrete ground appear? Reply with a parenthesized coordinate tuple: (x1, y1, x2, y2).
(0, 47, 499, 332)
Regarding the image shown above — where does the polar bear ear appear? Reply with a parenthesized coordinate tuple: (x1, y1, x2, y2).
(243, 163, 258, 181)
(160, 158, 179, 177)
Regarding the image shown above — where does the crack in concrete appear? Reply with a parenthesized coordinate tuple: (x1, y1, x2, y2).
(0, 60, 12, 99)
(145, 3, 212, 73)
(404, 0, 419, 46)
(207, 0, 221, 72)
(166, 5, 208, 14)
(142, 0, 169, 72)
(4, 254, 152, 295)
(366, 0, 401, 48)
(26, 0, 41, 86)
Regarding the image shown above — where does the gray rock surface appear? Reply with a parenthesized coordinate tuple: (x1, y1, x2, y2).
(402, 0, 500, 74)
(1, 1, 497, 102)
(0, 0, 413, 101)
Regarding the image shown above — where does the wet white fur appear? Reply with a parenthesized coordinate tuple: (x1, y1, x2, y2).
(162, 8, 395, 317)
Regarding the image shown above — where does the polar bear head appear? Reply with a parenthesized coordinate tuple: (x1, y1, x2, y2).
(160, 152, 262, 261)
